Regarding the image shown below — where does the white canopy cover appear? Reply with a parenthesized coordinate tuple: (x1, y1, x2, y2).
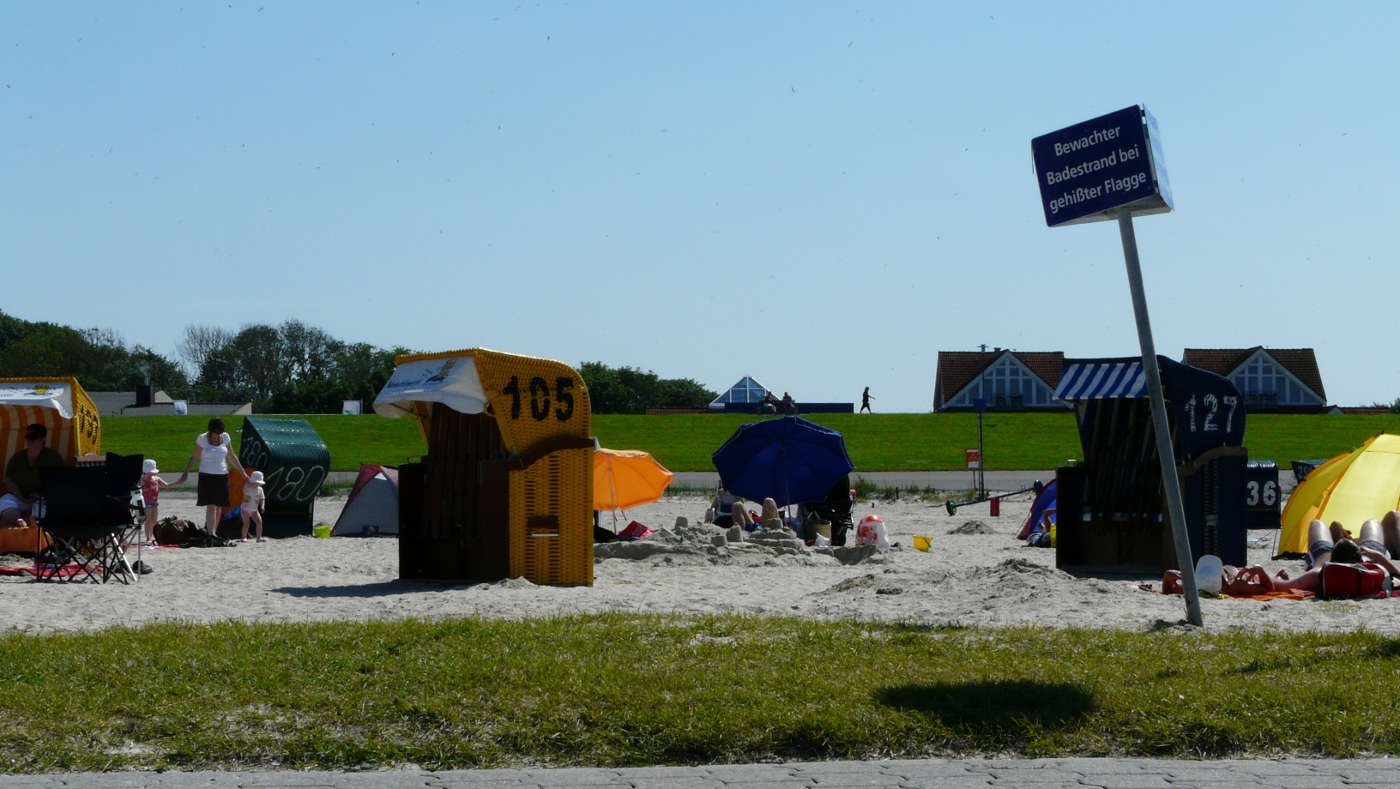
(373, 355, 487, 418)
(0, 382, 76, 418)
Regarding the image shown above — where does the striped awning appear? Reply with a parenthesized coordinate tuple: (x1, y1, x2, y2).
(1054, 361, 1147, 402)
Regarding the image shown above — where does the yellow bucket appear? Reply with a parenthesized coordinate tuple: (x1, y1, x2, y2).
(912, 534, 930, 552)
(313, 524, 331, 539)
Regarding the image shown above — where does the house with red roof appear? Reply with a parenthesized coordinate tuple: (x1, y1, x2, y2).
(1180, 347, 1328, 412)
(932, 349, 1071, 412)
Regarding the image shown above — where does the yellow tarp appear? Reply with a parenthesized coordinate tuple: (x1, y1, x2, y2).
(1277, 434, 1400, 555)
(593, 448, 673, 511)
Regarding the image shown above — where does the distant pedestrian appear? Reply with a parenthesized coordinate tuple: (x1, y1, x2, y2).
(860, 386, 874, 414)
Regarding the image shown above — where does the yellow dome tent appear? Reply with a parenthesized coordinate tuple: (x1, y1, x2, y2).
(1277, 434, 1400, 557)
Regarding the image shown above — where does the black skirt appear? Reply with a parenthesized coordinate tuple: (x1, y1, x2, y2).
(196, 472, 230, 507)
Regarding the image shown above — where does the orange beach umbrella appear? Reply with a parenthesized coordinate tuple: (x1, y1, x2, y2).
(593, 448, 674, 511)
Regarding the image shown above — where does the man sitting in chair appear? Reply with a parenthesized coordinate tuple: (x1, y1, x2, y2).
(1, 423, 65, 529)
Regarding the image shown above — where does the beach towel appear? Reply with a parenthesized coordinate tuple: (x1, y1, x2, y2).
(0, 563, 87, 578)
(1147, 581, 1400, 601)
(1145, 582, 1314, 601)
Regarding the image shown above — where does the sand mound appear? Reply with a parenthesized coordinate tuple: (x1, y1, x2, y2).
(948, 520, 996, 535)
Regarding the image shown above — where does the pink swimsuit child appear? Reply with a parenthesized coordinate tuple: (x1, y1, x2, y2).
(141, 475, 161, 508)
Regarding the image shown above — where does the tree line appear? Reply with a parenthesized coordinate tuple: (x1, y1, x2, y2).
(0, 311, 716, 414)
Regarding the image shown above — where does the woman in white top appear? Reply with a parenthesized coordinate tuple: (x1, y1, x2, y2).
(174, 417, 250, 536)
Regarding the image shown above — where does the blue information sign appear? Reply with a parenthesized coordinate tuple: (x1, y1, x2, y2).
(1031, 105, 1173, 227)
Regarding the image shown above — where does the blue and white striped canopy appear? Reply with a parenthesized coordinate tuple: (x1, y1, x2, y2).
(1054, 361, 1147, 402)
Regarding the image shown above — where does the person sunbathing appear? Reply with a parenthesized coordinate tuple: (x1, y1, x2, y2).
(1162, 564, 1277, 596)
(1267, 515, 1400, 595)
(705, 488, 752, 529)
(1165, 515, 1400, 597)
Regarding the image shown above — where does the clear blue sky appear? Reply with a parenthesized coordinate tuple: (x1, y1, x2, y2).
(5, 2, 1398, 412)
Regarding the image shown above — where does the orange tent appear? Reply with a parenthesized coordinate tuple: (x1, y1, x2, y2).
(593, 448, 673, 511)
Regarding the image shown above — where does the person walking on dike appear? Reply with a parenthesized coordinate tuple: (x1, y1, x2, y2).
(860, 386, 874, 414)
(139, 458, 171, 545)
(0, 423, 64, 529)
(240, 470, 267, 542)
(173, 417, 250, 537)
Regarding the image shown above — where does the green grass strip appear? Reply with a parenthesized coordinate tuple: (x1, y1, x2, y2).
(0, 614, 1395, 772)
(100, 412, 1400, 473)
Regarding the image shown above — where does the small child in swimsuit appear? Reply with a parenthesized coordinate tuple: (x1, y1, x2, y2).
(240, 471, 267, 543)
(140, 459, 171, 546)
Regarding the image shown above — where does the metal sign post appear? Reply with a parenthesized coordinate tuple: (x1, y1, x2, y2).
(1032, 105, 1201, 626)
(976, 344, 987, 498)
(1116, 209, 1202, 627)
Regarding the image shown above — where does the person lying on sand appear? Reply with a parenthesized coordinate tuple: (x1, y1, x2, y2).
(1162, 564, 1278, 596)
(1267, 515, 1400, 595)
(1163, 514, 1400, 597)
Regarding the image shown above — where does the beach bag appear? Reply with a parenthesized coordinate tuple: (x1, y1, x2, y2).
(855, 514, 891, 550)
(1320, 562, 1388, 599)
(619, 521, 654, 540)
(154, 517, 198, 546)
(0, 525, 51, 555)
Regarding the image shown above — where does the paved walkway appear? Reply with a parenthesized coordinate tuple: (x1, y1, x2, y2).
(4, 758, 1397, 788)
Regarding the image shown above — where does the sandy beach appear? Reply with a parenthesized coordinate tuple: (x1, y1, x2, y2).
(0, 489, 1385, 636)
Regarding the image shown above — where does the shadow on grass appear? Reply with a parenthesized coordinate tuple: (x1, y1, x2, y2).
(876, 680, 1093, 727)
(1366, 638, 1400, 660)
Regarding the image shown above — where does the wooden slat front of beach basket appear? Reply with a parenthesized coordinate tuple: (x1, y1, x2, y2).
(470, 349, 594, 586)
(391, 349, 592, 585)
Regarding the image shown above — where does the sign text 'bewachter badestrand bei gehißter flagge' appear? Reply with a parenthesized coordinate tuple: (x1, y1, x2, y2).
(1031, 105, 1172, 227)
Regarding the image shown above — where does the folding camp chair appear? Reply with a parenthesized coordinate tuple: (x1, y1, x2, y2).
(101, 453, 146, 553)
(34, 455, 143, 584)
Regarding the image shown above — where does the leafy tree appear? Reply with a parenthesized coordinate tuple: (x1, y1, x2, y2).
(654, 377, 716, 409)
(578, 361, 717, 413)
(333, 342, 405, 408)
(176, 324, 234, 379)
(279, 319, 342, 383)
(193, 324, 289, 408)
(0, 310, 188, 393)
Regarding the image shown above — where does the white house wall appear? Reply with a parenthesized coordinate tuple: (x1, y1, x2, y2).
(1227, 350, 1323, 408)
(944, 354, 1065, 410)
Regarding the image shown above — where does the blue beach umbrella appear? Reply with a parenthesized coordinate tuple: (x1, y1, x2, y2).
(711, 416, 854, 508)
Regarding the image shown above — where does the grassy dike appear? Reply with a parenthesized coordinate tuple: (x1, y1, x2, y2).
(101, 412, 1400, 474)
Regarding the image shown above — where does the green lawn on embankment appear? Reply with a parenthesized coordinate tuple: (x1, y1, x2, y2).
(100, 412, 1400, 474)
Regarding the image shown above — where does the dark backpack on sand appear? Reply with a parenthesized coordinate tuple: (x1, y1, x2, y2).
(153, 517, 232, 548)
